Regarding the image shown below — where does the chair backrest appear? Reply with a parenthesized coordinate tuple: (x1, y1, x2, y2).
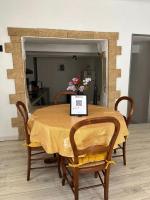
(53, 91, 76, 105)
(16, 101, 30, 144)
(70, 116, 120, 165)
(115, 96, 134, 126)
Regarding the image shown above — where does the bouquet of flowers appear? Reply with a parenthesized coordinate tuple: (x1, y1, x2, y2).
(67, 75, 91, 93)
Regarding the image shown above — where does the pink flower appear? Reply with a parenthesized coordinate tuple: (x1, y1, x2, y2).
(72, 77, 80, 85)
(67, 85, 76, 91)
(79, 85, 84, 92)
(67, 75, 91, 92)
(68, 81, 73, 86)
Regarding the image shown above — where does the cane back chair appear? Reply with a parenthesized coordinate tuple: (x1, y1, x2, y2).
(16, 101, 62, 180)
(113, 96, 134, 165)
(61, 116, 120, 200)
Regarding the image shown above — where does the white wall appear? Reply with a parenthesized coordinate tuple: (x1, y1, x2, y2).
(1, 0, 150, 140)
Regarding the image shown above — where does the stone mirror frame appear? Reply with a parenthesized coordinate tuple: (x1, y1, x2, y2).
(5, 27, 121, 139)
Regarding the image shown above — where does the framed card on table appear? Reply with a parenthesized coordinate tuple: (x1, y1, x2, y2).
(70, 95, 88, 116)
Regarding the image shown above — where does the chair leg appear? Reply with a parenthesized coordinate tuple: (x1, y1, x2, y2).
(114, 149, 117, 154)
(61, 157, 66, 186)
(73, 168, 79, 200)
(54, 153, 56, 157)
(94, 171, 98, 178)
(104, 167, 110, 200)
(27, 148, 31, 181)
(123, 141, 126, 165)
(57, 154, 62, 178)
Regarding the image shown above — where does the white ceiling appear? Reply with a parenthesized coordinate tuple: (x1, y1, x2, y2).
(26, 51, 99, 58)
(24, 37, 105, 45)
(24, 37, 107, 56)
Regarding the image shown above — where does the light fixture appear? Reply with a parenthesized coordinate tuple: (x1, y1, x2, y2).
(72, 55, 77, 60)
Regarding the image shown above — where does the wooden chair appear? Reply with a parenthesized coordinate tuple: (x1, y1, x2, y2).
(53, 91, 76, 105)
(16, 101, 62, 180)
(113, 96, 134, 165)
(61, 116, 120, 200)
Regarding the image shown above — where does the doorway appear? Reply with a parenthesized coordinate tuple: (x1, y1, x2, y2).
(129, 34, 150, 123)
(5, 27, 121, 138)
(24, 37, 107, 111)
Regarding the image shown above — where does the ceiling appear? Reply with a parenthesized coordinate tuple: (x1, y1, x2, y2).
(26, 51, 99, 58)
(24, 37, 107, 56)
(24, 37, 105, 45)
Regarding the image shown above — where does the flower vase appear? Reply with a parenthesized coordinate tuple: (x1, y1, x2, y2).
(77, 90, 84, 95)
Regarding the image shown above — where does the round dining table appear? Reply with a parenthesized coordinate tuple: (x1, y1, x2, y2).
(28, 104, 128, 157)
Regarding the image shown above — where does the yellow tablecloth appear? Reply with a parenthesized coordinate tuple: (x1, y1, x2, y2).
(28, 104, 129, 157)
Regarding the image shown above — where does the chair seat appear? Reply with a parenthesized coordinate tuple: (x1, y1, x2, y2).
(67, 152, 107, 168)
(28, 142, 41, 148)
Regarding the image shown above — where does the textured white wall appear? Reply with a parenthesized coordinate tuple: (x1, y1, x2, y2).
(1, 0, 150, 140)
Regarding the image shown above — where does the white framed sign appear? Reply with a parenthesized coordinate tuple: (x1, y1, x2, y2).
(70, 95, 88, 116)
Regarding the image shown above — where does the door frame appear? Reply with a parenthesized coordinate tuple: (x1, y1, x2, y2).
(5, 27, 121, 139)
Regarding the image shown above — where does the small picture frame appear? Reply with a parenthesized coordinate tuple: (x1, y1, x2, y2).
(70, 95, 88, 116)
